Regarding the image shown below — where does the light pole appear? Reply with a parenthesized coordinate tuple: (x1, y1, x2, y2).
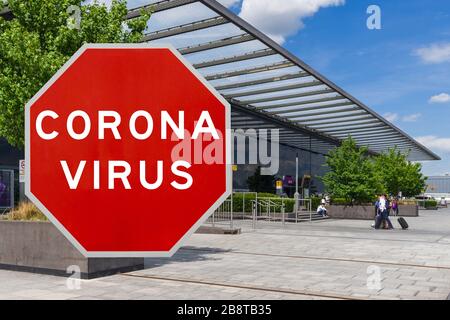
(294, 153, 300, 213)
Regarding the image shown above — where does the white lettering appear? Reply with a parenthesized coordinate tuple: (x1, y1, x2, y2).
(36, 110, 59, 140)
(67, 111, 91, 140)
(140, 160, 163, 190)
(99, 111, 121, 140)
(192, 111, 219, 139)
(60, 160, 86, 189)
(93, 160, 100, 190)
(161, 111, 184, 140)
(108, 161, 131, 189)
(130, 111, 153, 140)
(171, 161, 193, 190)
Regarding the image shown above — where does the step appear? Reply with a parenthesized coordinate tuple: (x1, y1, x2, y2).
(298, 216, 330, 222)
(296, 213, 330, 221)
(297, 212, 328, 217)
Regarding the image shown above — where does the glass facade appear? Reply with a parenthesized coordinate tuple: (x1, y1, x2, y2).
(231, 108, 332, 195)
(0, 139, 23, 169)
(0, 169, 14, 208)
(426, 176, 450, 193)
(233, 140, 329, 195)
(0, 139, 21, 207)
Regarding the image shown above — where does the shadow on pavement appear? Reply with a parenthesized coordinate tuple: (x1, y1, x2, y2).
(144, 246, 232, 269)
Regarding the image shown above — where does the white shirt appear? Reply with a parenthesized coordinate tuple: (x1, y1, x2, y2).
(379, 198, 387, 211)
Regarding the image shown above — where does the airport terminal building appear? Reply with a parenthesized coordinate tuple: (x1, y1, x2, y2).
(426, 176, 450, 200)
(0, 0, 440, 203)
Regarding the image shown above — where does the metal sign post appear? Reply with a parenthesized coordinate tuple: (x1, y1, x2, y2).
(293, 153, 300, 213)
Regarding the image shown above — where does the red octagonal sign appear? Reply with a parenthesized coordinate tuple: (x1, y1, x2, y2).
(25, 44, 231, 258)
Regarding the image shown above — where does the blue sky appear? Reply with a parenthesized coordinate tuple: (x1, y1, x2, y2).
(226, 0, 450, 175)
(111, 0, 450, 175)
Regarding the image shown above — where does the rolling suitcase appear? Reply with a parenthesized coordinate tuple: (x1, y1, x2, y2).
(398, 217, 409, 230)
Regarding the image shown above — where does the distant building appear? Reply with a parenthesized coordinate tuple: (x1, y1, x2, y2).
(426, 176, 450, 200)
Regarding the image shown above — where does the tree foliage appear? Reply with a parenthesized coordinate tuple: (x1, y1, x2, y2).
(374, 148, 427, 197)
(247, 166, 276, 194)
(321, 137, 382, 204)
(0, 0, 151, 147)
(322, 138, 427, 202)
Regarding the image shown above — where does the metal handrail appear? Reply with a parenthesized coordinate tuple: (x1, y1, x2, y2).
(211, 198, 232, 227)
(251, 198, 286, 224)
(294, 198, 313, 222)
(208, 194, 319, 229)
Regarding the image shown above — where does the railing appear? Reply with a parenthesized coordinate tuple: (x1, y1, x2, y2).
(208, 199, 232, 228)
(250, 198, 286, 226)
(256, 199, 282, 221)
(295, 198, 313, 222)
(238, 192, 257, 221)
(206, 193, 317, 229)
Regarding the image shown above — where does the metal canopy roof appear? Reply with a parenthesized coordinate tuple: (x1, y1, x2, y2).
(1, 1, 440, 160)
(125, 0, 439, 161)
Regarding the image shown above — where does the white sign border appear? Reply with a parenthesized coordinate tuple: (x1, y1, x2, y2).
(25, 43, 232, 258)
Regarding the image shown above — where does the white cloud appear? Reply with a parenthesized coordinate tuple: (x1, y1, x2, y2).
(429, 93, 450, 104)
(415, 43, 450, 64)
(90, 0, 343, 44)
(383, 112, 421, 123)
(239, 0, 345, 44)
(218, 0, 241, 8)
(416, 136, 450, 152)
(383, 112, 398, 122)
(402, 113, 421, 122)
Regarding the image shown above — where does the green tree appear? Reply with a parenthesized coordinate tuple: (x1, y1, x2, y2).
(0, 0, 151, 147)
(321, 137, 381, 204)
(374, 148, 427, 197)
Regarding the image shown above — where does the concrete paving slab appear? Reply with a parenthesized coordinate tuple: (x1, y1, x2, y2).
(1, 209, 450, 300)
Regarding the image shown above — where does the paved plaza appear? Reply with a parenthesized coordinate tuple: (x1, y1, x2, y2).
(1, 208, 450, 300)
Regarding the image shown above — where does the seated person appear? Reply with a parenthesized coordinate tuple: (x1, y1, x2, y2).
(317, 204, 328, 217)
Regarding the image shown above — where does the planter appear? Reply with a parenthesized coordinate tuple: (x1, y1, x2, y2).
(0, 221, 144, 279)
(328, 205, 374, 220)
(197, 226, 241, 235)
(397, 205, 419, 216)
(328, 204, 418, 220)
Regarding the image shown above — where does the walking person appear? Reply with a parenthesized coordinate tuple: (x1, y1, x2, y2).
(374, 194, 394, 230)
(391, 198, 399, 216)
